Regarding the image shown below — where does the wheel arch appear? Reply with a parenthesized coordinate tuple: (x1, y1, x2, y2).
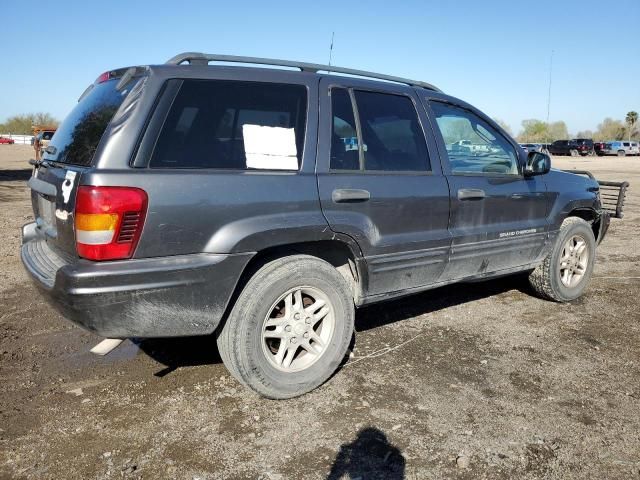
(216, 238, 366, 335)
(566, 207, 601, 242)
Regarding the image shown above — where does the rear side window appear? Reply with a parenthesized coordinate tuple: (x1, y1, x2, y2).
(355, 91, 429, 171)
(330, 88, 429, 172)
(330, 88, 360, 170)
(150, 80, 307, 170)
(43, 78, 130, 166)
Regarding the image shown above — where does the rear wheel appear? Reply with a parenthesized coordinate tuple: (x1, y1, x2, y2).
(570, 149, 579, 157)
(528, 217, 596, 302)
(617, 150, 626, 157)
(217, 255, 355, 399)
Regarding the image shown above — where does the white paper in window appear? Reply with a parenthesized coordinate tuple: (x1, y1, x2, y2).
(242, 124, 298, 170)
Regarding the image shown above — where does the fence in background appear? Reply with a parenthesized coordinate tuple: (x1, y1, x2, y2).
(0, 134, 33, 145)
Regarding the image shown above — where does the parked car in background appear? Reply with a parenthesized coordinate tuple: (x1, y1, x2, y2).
(32, 130, 56, 160)
(0, 136, 15, 145)
(548, 139, 593, 156)
(593, 142, 608, 156)
(520, 143, 545, 154)
(604, 141, 640, 156)
(20, 52, 629, 399)
(573, 139, 595, 156)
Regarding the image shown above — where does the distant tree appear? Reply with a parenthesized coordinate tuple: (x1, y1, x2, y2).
(593, 118, 627, 141)
(626, 111, 638, 141)
(493, 118, 513, 136)
(547, 121, 569, 141)
(575, 130, 594, 139)
(0, 113, 59, 135)
(518, 119, 548, 143)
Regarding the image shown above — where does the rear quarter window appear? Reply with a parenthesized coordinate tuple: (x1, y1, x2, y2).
(150, 80, 307, 170)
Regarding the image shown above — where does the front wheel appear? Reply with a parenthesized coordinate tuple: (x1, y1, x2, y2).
(528, 217, 596, 302)
(217, 255, 355, 399)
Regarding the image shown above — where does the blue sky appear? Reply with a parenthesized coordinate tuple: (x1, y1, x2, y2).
(1, 0, 638, 135)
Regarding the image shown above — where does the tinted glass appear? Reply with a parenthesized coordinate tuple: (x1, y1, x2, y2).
(150, 80, 307, 170)
(354, 91, 429, 171)
(330, 88, 360, 170)
(430, 102, 518, 175)
(43, 79, 130, 166)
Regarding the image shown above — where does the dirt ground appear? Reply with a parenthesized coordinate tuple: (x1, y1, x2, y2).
(0, 144, 638, 479)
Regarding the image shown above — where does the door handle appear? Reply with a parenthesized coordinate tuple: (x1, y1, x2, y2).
(457, 188, 486, 200)
(332, 188, 371, 203)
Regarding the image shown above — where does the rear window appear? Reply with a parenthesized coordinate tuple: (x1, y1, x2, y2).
(43, 78, 130, 166)
(150, 80, 307, 170)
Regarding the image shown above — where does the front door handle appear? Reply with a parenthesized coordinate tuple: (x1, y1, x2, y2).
(457, 188, 486, 201)
(332, 188, 371, 203)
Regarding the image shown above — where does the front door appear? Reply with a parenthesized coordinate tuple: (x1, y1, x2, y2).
(316, 79, 451, 297)
(425, 99, 551, 280)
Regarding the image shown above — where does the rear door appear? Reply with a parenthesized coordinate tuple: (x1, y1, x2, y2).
(30, 73, 140, 258)
(317, 78, 451, 297)
(424, 99, 551, 280)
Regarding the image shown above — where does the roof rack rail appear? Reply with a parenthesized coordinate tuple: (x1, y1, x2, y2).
(165, 52, 442, 92)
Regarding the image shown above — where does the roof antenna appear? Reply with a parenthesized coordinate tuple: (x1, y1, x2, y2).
(328, 31, 335, 73)
(546, 49, 553, 124)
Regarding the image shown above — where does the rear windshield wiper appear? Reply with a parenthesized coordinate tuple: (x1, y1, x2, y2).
(28, 158, 63, 169)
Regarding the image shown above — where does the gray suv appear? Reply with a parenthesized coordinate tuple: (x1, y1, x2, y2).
(21, 53, 629, 398)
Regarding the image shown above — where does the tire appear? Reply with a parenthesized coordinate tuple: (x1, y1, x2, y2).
(217, 255, 355, 399)
(570, 149, 579, 157)
(528, 217, 596, 302)
(617, 150, 626, 157)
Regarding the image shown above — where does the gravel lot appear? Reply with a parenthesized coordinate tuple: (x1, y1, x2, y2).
(1, 144, 638, 479)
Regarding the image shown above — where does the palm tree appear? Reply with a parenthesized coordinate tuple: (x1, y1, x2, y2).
(626, 111, 638, 141)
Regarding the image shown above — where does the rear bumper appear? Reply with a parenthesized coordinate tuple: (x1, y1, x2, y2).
(21, 223, 253, 338)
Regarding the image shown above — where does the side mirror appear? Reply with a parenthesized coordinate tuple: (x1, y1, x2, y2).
(524, 151, 551, 177)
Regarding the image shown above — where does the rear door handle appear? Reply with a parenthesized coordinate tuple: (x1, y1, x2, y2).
(332, 188, 371, 203)
(457, 188, 486, 200)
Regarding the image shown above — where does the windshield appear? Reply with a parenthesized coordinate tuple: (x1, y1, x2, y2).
(43, 78, 130, 166)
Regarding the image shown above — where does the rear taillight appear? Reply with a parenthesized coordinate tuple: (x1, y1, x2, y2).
(75, 186, 148, 261)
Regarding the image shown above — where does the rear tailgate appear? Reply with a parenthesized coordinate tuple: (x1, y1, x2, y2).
(29, 163, 85, 258)
(29, 70, 143, 258)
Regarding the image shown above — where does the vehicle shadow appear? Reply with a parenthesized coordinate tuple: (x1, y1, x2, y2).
(135, 336, 222, 377)
(137, 274, 533, 376)
(327, 427, 405, 479)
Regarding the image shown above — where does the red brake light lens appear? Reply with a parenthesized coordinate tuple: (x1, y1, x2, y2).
(95, 71, 112, 84)
(75, 186, 148, 261)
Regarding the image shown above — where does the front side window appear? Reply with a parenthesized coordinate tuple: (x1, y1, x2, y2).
(150, 80, 307, 170)
(430, 102, 519, 175)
